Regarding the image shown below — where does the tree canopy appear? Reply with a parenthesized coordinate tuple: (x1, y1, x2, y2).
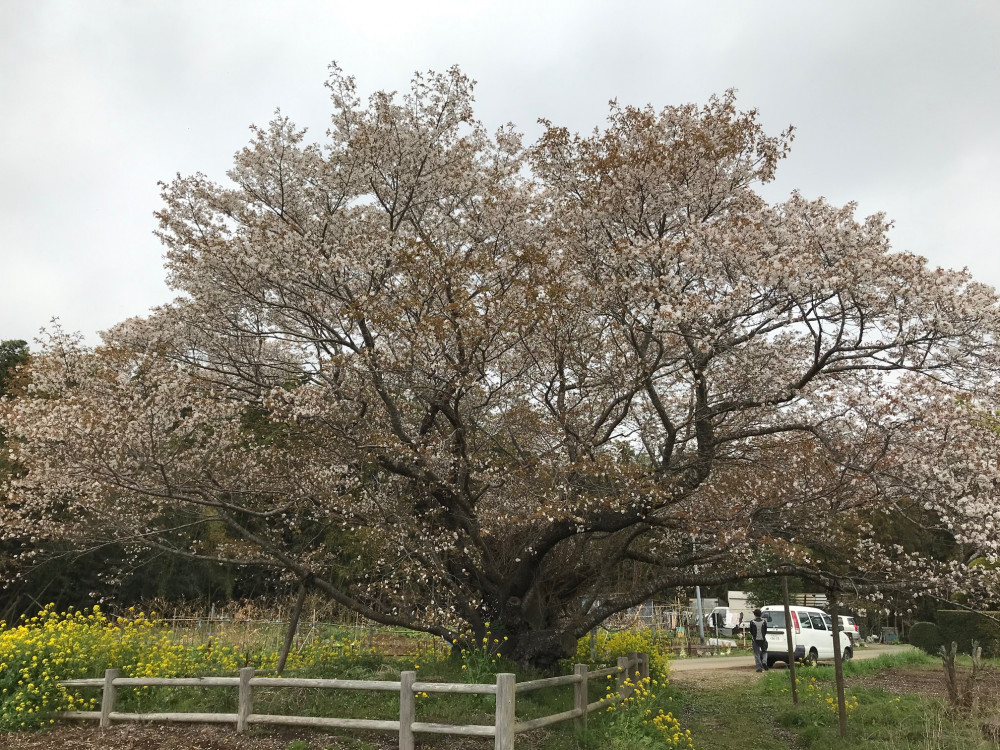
(0, 340, 28, 399)
(4, 67, 1000, 666)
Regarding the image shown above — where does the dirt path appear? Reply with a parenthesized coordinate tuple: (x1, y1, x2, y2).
(669, 644, 911, 676)
(667, 644, 913, 692)
(0, 724, 396, 749)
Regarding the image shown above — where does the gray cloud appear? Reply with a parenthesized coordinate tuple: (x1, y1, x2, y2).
(2, 0, 998, 343)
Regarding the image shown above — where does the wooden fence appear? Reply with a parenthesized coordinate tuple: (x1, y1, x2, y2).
(60, 652, 648, 750)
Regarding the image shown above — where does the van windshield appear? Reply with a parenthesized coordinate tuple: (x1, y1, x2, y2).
(762, 611, 785, 628)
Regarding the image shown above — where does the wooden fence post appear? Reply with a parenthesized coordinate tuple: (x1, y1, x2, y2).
(399, 670, 416, 750)
(573, 663, 588, 732)
(100, 668, 118, 729)
(237, 667, 254, 732)
(495, 673, 516, 750)
(638, 652, 650, 682)
(616, 656, 630, 698)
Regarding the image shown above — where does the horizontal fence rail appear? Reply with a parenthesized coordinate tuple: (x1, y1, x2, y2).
(59, 653, 648, 750)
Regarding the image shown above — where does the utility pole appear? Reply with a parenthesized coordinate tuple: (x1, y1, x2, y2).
(695, 584, 706, 645)
(692, 535, 705, 645)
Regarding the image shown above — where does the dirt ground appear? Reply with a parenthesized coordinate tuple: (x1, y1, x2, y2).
(670, 659, 1000, 705)
(853, 663, 1000, 699)
(671, 658, 1000, 696)
(0, 724, 391, 750)
(0, 723, 505, 749)
(0, 721, 555, 749)
(669, 664, 762, 689)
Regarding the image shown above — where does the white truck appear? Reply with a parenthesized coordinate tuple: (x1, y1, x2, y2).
(706, 591, 756, 636)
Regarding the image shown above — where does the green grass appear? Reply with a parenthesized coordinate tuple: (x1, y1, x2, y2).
(75, 647, 1000, 749)
(67, 653, 692, 749)
(676, 652, 1000, 750)
(11, 610, 999, 749)
(249, 651, 999, 749)
(81, 653, 607, 729)
(677, 686, 789, 750)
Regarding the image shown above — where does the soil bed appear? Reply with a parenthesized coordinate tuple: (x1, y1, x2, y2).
(1, 722, 555, 749)
(0, 724, 396, 750)
(852, 664, 1000, 699)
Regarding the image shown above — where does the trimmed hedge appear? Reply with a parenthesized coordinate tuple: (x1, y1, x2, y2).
(908, 621, 943, 656)
(936, 610, 1000, 657)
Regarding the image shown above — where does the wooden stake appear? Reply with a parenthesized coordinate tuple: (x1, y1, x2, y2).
(399, 670, 416, 750)
(100, 669, 118, 729)
(573, 663, 588, 732)
(782, 576, 798, 704)
(829, 588, 847, 738)
(237, 667, 254, 732)
(494, 673, 516, 750)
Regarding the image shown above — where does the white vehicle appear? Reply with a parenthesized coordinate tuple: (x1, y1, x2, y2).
(839, 615, 860, 645)
(759, 605, 853, 667)
(706, 591, 756, 636)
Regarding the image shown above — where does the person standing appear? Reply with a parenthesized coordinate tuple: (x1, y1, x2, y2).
(749, 609, 769, 672)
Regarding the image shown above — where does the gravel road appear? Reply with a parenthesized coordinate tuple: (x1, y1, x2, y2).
(669, 643, 913, 673)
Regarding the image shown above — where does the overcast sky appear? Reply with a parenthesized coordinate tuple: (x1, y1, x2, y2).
(2, 0, 998, 345)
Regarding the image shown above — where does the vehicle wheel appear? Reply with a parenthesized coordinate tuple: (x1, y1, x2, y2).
(766, 657, 776, 669)
(806, 647, 819, 666)
(843, 647, 853, 661)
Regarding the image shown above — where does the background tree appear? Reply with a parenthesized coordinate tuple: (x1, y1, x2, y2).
(0, 340, 28, 394)
(0, 339, 30, 617)
(0, 338, 274, 619)
(5, 67, 1000, 667)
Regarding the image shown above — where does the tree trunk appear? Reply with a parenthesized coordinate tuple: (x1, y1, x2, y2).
(469, 607, 579, 671)
(506, 628, 578, 671)
(276, 581, 307, 675)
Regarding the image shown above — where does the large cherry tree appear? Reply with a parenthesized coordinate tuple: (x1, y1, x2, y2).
(5, 67, 1000, 667)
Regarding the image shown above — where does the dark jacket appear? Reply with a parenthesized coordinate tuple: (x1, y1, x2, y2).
(749, 617, 768, 644)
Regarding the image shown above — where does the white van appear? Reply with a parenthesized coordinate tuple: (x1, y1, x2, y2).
(759, 605, 853, 667)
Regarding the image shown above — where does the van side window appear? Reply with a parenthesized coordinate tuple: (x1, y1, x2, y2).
(810, 614, 826, 630)
(822, 615, 834, 631)
(799, 613, 813, 629)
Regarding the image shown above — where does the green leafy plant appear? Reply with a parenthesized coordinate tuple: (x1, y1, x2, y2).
(936, 610, 1000, 657)
(599, 671, 693, 749)
(456, 624, 510, 684)
(909, 620, 944, 656)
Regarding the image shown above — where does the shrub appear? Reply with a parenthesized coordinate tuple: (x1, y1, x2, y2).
(907, 621, 943, 656)
(576, 629, 695, 748)
(454, 623, 513, 684)
(935, 611, 1000, 657)
(601, 673, 694, 749)
(574, 628, 673, 682)
(0, 605, 259, 730)
(0, 604, 416, 730)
